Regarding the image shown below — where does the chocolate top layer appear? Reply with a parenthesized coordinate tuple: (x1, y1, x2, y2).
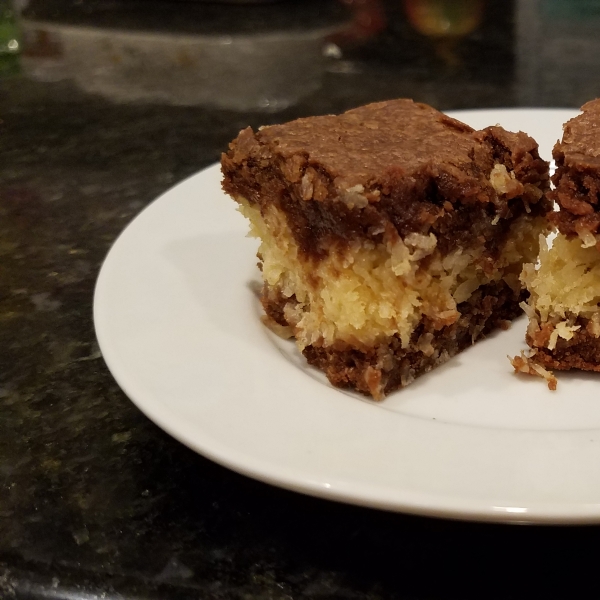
(257, 100, 481, 192)
(550, 99, 600, 238)
(222, 99, 550, 259)
(554, 99, 600, 170)
(227, 99, 543, 197)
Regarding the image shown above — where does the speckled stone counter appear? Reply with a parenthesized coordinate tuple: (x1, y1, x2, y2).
(3, 1, 600, 598)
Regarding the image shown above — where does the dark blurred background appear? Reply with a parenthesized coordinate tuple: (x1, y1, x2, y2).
(4, 0, 600, 114)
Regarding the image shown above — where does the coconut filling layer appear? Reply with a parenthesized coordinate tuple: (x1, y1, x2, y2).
(239, 197, 545, 352)
(522, 233, 600, 351)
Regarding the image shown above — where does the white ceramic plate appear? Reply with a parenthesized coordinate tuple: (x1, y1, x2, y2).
(94, 108, 600, 524)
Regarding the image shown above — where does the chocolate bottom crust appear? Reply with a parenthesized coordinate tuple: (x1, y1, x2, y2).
(526, 319, 600, 372)
(264, 280, 524, 398)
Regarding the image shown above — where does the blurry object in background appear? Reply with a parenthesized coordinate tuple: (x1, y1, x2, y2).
(517, 0, 600, 107)
(404, 0, 483, 37)
(194, 0, 283, 3)
(543, 0, 600, 19)
(0, 0, 21, 76)
(20, 23, 329, 111)
(403, 0, 483, 66)
(20, 0, 350, 111)
(20, 25, 63, 81)
(324, 0, 514, 107)
(330, 0, 387, 46)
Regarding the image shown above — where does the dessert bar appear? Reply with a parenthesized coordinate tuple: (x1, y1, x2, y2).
(222, 99, 550, 398)
(519, 100, 600, 376)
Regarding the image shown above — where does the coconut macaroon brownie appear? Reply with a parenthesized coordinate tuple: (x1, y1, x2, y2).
(517, 99, 600, 379)
(222, 99, 551, 399)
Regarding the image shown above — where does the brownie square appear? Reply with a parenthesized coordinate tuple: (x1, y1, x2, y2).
(222, 99, 550, 398)
(520, 99, 600, 376)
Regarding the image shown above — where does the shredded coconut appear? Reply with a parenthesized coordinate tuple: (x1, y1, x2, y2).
(509, 351, 557, 390)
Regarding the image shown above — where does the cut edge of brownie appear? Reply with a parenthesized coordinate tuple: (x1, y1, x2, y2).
(295, 281, 523, 399)
(514, 232, 600, 388)
(516, 100, 600, 388)
(549, 98, 600, 248)
(526, 317, 600, 372)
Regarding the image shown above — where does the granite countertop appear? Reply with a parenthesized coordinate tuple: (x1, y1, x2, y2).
(3, 1, 600, 598)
